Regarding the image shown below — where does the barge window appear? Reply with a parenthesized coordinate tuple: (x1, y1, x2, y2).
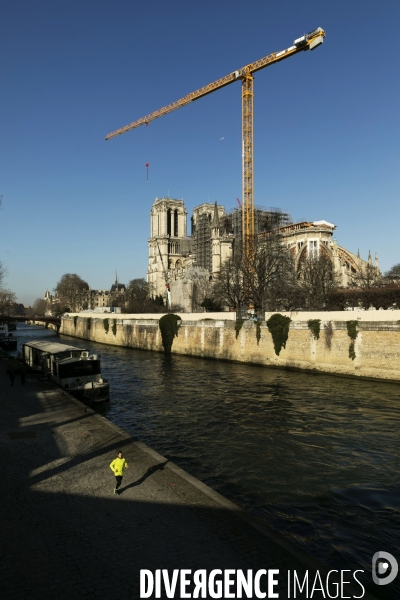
(58, 361, 101, 379)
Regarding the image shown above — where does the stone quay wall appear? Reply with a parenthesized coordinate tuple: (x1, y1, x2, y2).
(59, 313, 400, 383)
(27, 320, 59, 332)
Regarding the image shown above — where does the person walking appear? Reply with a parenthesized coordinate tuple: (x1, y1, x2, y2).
(8, 370, 15, 387)
(110, 451, 128, 495)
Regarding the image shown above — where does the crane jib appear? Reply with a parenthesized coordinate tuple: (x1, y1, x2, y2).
(105, 28, 325, 140)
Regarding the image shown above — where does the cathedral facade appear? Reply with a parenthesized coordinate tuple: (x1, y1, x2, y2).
(147, 196, 379, 310)
(147, 198, 234, 307)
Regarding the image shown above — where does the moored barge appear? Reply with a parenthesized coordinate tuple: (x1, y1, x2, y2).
(0, 324, 17, 350)
(22, 340, 109, 402)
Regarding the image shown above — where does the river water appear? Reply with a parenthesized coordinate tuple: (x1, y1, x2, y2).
(15, 324, 400, 597)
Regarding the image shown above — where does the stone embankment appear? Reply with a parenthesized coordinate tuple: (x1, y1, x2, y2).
(60, 310, 400, 383)
(27, 319, 59, 332)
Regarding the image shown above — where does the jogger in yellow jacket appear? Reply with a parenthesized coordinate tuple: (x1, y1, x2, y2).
(110, 451, 128, 495)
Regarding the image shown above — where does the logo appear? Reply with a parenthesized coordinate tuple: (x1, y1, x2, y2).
(372, 552, 398, 586)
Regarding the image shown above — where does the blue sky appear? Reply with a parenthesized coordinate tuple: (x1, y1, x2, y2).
(1, 0, 399, 305)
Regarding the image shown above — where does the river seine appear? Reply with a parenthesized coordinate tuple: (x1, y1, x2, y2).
(17, 324, 400, 597)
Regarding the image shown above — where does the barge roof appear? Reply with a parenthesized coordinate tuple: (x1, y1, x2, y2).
(23, 340, 86, 354)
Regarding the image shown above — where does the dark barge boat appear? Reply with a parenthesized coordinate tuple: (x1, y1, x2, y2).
(0, 324, 17, 350)
(22, 340, 109, 403)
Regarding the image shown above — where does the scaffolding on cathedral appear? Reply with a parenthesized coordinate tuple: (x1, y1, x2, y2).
(191, 205, 291, 271)
(226, 206, 291, 241)
(193, 213, 212, 271)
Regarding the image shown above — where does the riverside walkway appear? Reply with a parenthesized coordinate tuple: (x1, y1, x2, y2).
(0, 356, 378, 600)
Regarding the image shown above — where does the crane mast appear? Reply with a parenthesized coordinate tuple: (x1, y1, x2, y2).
(106, 27, 325, 261)
(242, 73, 254, 255)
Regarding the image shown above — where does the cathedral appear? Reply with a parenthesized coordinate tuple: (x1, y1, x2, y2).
(147, 197, 379, 311)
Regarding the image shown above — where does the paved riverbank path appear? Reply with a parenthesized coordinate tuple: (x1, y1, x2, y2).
(0, 356, 378, 600)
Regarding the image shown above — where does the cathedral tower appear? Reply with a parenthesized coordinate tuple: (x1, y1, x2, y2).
(147, 197, 188, 297)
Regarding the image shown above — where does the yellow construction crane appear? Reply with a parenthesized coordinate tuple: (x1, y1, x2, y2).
(105, 27, 325, 259)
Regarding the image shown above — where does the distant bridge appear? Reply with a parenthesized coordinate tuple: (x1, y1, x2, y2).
(1, 316, 61, 331)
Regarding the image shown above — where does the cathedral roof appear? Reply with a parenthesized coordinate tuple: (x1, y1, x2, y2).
(111, 271, 125, 292)
(110, 283, 126, 292)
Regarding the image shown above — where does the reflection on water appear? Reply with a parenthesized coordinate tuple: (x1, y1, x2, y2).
(16, 324, 400, 597)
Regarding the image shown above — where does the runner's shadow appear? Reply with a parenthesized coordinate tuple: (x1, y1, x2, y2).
(120, 460, 169, 493)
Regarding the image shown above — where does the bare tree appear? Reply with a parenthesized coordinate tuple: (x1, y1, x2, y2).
(0, 288, 17, 317)
(248, 233, 298, 313)
(263, 260, 301, 312)
(124, 278, 165, 313)
(214, 233, 299, 314)
(384, 263, 400, 282)
(213, 251, 247, 312)
(32, 297, 50, 316)
(0, 261, 7, 289)
(0, 260, 17, 316)
(125, 278, 150, 312)
(298, 255, 339, 310)
(54, 273, 89, 312)
(50, 301, 67, 317)
(350, 263, 381, 289)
